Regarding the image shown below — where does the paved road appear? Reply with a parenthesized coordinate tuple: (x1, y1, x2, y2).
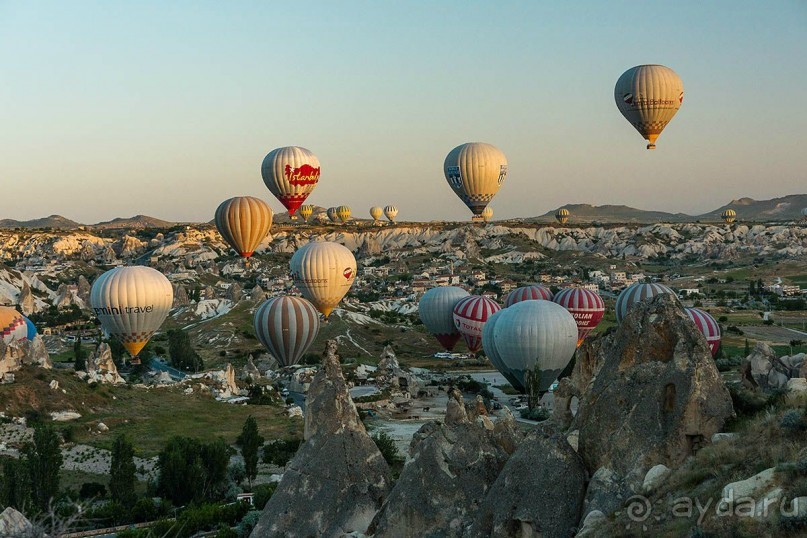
(150, 357, 187, 380)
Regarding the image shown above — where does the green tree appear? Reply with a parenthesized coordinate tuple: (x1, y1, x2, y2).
(168, 329, 204, 372)
(200, 438, 230, 500)
(744, 338, 751, 356)
(73, 339, 86, 371)
(0, 457, 31, 510)
(157, 436, 231, 505)
(24, 425, 63, 512)
(109, 435, 137, 505)
(237, 416, 264, 488)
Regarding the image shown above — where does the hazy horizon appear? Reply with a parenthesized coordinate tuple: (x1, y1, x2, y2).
(1, 1, 805, 223)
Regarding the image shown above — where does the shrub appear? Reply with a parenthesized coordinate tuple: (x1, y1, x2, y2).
(130, 497, 159, 523)
(728, 385, 786, 417)
(252, 483, 276, 510)
(519, 407, 550, 421)
(262, 439, 302, 466)
(236, 510, 262, 538)
(780, 410, 807, 434)
(79, 482, 106, 499)
(371, 431, 402, 465)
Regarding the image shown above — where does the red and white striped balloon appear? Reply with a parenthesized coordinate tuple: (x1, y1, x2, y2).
(504, 285, 554, 307)
(553, 287, 606, 347)
(685, 307, 721, 357)
(452, 295, 501, 353)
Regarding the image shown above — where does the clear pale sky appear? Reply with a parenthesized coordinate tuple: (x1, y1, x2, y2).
(1, 1, 805, 223)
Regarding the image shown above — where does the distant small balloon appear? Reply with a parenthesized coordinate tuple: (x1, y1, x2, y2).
(384, 205, 398, 223)
(336, 205, 351, 223)
(722, 209, 736, 224)
(555, 208, 569, 224)
(481, 207, 493, 223)
(299, 205, 314, 222)
(327, 207, 339, 223)
(370, 206, 383, 222)
(615, 64, 684, 150)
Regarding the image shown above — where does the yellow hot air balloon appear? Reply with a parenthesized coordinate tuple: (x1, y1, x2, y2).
(299, 205, 314, 223)
(290, 241, 356, 318)
(90, 266, 173, 362)
(383, 205, 398, 223)
(0, 306, 26, 344)
(481, 206, 493, 222)
(336, 205, 351, 224)
(370, 206, 383, 222)
(261, 146, 320, 218)
(556, 208, 569, 224)
(615, 65, 684, 150)
(214, 197, 273, 259)
(722, 209, 736, 224)
(327, 207, 339, 223)
(444, 142, 508, 220)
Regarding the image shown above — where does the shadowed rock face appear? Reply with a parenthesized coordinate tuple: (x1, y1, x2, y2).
(250, 340, 391, 538)
(577, 294, 734, 487)
(369, 389, 522, 538)
(467, 428, 587, 538)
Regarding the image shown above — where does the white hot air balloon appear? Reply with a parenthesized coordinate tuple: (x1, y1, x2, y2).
(444, 142, 508, 220)
(290, 241, 357, 319)
(261, 146, 321, 218)
(90, 266, 173, 363)
(481, 206, 493, 223)
(418, 286, 470, 351)
(384, 205, 398, 223)
(482, 309, 523, 392)
(493, 300, 578, 394)
(370, 206, 383, 222)
(615, 65, 684, 150)
(327, 207, 339, 223)
(254, 296, 320, 367)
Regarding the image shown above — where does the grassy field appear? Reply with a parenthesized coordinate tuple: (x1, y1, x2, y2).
(0, 368, 301, 457)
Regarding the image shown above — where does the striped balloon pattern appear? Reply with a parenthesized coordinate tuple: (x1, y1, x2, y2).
(384, 205, 398, 223)
(336, 205, 351, 223)
(90, 266, 173, 358)
(685, 307, 721, 357)
(290, 241, 357, 319)
(327, 207, 339, 223)
(261, 146, 320, 217)
(418, 286, 470, 351)
(553, 287, 605, 347)
(214, 196, 273, 258)
(452, 295, 501, 353)
(443, 142, 508, 219)
(504, 285, 554, 308)
(299, 205, 314, 222)
(721, 209, 736, 224)
(615, 283, 676, 324)
(254, 296, 320, 367)
(555, 208, 569, 224)
(482, 309, 524, 392)
(0, 307, 27, 344)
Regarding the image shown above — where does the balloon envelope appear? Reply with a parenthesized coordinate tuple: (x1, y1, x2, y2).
(261, 146, 320, 216)
(336, 205, 351, 223)
(299, 205, 314, 222)
(615, 283, 676, 324)
(90, 266, 173, 357)
(685, 307, 721, 357)
(615, 64, 683, 149)
(504, 285, 553, 308)
(481, 207, 493, 222)
(370, 206, 383, 221)
(452, 295, 501, 353)
(254, 296, 320, 367)
(482, 309, 524, 391)
(494, 300, 578, 393)
(327, 207, 339, 223)
(444, 142, 508, 218)
(418, 286, 469, 351)
(722, 209, 736, 224)
(553, 287, 605, 347)
(290, 241, 356, 318)
(384, 205, 398, 222)
(214, 196, 273, 258)
(23, 316, 37, 340)
(556, 208, 569, 224)
(0, 307, 27, 344)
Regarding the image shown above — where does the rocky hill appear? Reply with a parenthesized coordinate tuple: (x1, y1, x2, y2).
(91, 215, 177, 229)
(0, 215, 80, 230)
(699, 194, 807, 222)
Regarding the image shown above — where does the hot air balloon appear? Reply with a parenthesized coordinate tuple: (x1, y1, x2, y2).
(370, 206, 383, 222)
(444, 142, 508, 220)
(290, 241, 356, 318)
(504, 285, 554, 307)
(481, 207, 493, 223)
(22, 315, 37, 341)
(615, 282, 676, 324)
(418, 286, 469, 351)
(327, 207, 339, 223)
(214, 197, 273, 260)
(482, 309, 524, 391)
(384, 205, 398, 223)
(90, 266, 173, 363)
(685, 307, 721, 357)
(0, 307, 26, 344)
(452, 295, 501, 353)
(555, 208, 570, 224)
(336, 205, 351, 224)
(261, 146, 320, 218)
(553, 287, 605, 347)
(615, 65, 684, 150)
(493, 300, 578, 394)
(299, 205, 314, 223)
(254, 296, 320, 367)
(722, 209, 736, 224)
